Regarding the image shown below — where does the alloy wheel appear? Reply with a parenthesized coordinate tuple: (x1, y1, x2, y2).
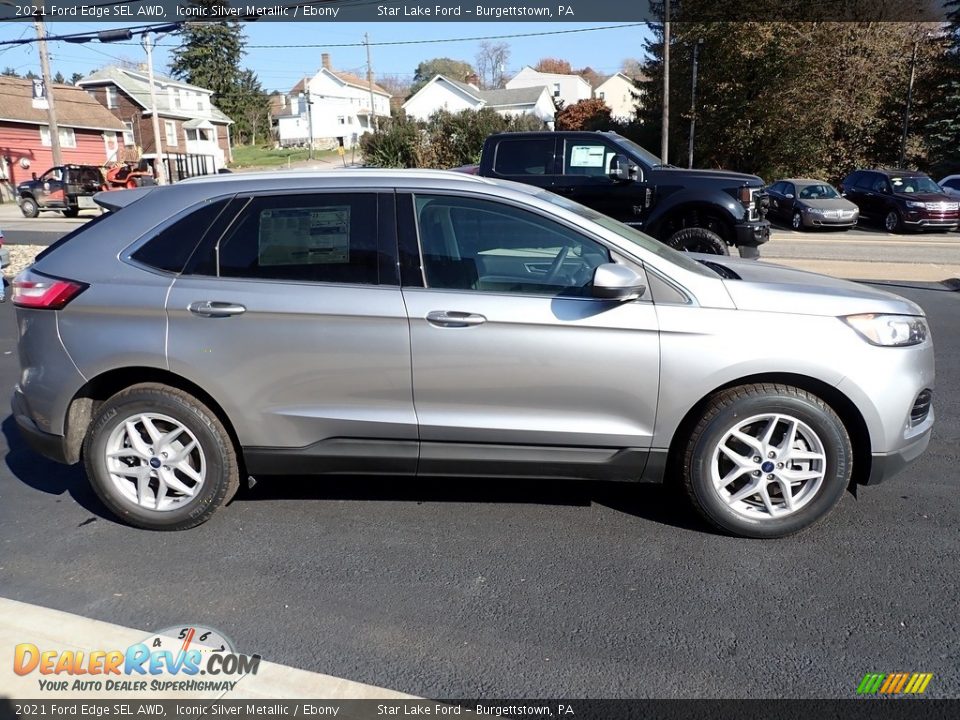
(792, 211, 802, 230)
(885, 211, 899, 232)
(710, 413, 826, 520)
(104, 413, 206, 511)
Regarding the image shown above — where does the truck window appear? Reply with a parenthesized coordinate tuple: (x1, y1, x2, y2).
(492, 138, 555, 176)
(562, 140, 618, 177)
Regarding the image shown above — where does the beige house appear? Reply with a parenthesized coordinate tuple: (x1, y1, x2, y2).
(595, 73, 641, 120)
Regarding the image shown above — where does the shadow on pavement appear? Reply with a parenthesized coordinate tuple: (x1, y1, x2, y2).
(1, 414, 112, 521)
(236, 473, 715, 535)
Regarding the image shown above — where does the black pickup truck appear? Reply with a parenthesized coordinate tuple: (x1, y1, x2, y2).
(471, 131, 770, 256)
(15, 164, 105, 218)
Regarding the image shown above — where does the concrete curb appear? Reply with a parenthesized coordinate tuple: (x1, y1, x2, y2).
(0, 597, 414, 700)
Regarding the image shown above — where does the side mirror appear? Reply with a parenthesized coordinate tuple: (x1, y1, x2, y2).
(31, 172, 37, 181)
(784, 193, 794, 199)
(592, 263, 646, 301)
(608, 154, 638, 183)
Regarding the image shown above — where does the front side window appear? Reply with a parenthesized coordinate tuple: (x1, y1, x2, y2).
(413, 194, 609, 297)
(212, 193, 380, 285)
(562, 139, 618, 177)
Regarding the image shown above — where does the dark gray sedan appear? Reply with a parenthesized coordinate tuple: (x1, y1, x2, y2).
(767, 178, 860, 230)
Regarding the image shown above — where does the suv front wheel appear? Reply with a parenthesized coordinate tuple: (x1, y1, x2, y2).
(680, 383, 852, 538)
(83, 383, 240, 531)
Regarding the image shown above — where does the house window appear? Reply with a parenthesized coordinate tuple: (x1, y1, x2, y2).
(123, 121, 135, 146)
(338, 116, 346, 125)
(164, 121, 177, 146)
(598, 91, 605, 100)
(105, 86, 117, 109)
(186, 129, 198, 142)
(174, 92, 182, 110)
(39, 126, 77, 149)
(553, 82, 561, 98)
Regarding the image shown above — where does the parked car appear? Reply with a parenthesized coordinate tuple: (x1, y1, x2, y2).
(766, 179, 859, 231)
(839, 169, 959, 233)
(11, 171, 934, 538)
(468, 132, 770, 257)
(936, 174, 960, 198)
(15, 164, 106, 218)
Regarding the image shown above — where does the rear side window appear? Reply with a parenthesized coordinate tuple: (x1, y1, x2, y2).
(215, 193, 380, 285)
(493, 138, 555, 176)
(132, 199, 231, 273)
(854, 172, 875, 190)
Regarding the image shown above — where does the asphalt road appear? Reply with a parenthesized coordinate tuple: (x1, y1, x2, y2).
(0, 283, 958, 699)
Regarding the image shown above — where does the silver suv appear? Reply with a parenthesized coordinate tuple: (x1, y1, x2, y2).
(11, 171, 934, 537)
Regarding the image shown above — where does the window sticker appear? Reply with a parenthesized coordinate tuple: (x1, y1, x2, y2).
(569, 145, 606, 168)
(258, 206, 351, 265)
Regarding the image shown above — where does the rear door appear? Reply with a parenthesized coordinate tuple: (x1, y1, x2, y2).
(164, 191, 417, 472)
(399, 191, 661, 480)
(485, 136, 558, 189)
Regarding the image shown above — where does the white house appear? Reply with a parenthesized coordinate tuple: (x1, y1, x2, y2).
(595, 72, 641, 120)
(275, 53, 392, 148)
(505, 66, 592, 108)
(402, 75, 555, 126)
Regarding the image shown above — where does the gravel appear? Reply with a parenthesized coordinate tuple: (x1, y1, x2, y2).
(4, 245, 43, 278)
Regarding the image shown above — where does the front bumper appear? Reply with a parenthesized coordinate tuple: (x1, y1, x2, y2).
(903, 211, 958, 229)
(803, 212, 858, 228)
(12, 387, 71, 465)
(734, 220, 770, 248)
(864, 413, 933, 485)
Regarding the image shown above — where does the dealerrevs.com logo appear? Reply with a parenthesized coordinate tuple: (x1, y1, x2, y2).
(13, 625, 261, 693)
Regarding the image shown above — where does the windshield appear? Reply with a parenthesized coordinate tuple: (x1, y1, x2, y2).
(798, 184, 840, 200)
(610, 135, 664, 168)
(890, 176, 943, 194)
(534, 190, 716, 277)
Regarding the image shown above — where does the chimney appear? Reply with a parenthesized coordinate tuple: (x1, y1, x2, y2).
(321, 53, 332, 71)
(466, 73, 479, 89)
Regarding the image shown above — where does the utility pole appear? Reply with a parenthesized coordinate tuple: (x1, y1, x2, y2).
(34, 14, 62, 167)
(688, 38, 703, 169)
(141, 32, 167, 185)
(304, 76, 314, 160)
(899, 39, 920, 168)
(661, 0, 670, 164)
(364, 33, 378, 132)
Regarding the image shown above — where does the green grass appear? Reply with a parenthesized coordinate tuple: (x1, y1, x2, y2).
(229, 145, 338, 168)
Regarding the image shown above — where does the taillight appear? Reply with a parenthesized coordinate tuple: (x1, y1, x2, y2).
(12, 268, 87, 310)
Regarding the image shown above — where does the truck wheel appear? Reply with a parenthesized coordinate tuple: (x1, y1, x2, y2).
(666, 227, 729, 255)
(19, 197, 39, 218)
(62, 208, 79, 218)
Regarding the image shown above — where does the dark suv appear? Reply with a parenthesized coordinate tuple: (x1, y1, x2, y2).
(839, 169, 959, 233)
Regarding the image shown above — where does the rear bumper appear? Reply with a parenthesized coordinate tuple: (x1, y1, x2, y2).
(734, 220, 770, 247)
(12, 387, 71, 465)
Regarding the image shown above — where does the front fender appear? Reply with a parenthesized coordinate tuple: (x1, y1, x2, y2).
(645, 188, 747, 238)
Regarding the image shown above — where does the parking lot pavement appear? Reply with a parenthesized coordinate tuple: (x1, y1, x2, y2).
(0, 282, 958, 700)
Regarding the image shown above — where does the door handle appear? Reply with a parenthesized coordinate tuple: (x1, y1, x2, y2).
(425, 310, 486, 328)
(188, 301, 247, 317)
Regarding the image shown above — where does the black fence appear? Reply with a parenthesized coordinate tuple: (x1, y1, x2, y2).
(162, 153, 217, 182)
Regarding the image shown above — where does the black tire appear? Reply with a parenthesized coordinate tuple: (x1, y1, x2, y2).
(61, 207, 79, 218)
(883, 208, 903, 233)
(791, 210, 805, 231)
(666, 227, 730, 255)
(680, 383, 852, 539)
(19, 196, 39, 218)
(83, 383, 239, 531)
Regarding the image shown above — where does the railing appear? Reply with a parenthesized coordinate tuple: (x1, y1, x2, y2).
(163, 153, 217, 182)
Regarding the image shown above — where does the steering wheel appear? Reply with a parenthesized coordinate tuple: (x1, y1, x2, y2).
(544, 246, 571, 284)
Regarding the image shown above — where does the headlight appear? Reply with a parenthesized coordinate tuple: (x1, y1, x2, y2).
(842, 314, 929, 346)
(905, 201, 925, 209)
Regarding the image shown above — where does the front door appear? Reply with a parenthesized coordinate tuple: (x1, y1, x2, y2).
(165, 191, 417, 472)
(400, 192, 660, 481)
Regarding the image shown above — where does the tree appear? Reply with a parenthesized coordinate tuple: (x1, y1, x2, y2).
(1, 67, 19, 77)
(235, 69, 269, 146)
(24, 70, 37, 80)
(534, 58, 573, 74)
(53, 71, 65, 84)
(170, 0, 245, 106)
(70, 73, 84, 85)
(555, 99, 613, 131)
(411, 58, 475, 94)
(377, 73, 412, 101)
(577, 66, 603, 89)
(476, 41, 510, 89)
(620, 58, 646, 80)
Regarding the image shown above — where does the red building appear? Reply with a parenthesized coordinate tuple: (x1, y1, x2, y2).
(0, 76, 125, 200)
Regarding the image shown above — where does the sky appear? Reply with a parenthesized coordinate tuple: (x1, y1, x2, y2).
(0, 21, 651, 93)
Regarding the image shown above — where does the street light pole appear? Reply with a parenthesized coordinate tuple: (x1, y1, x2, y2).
(688, 38, 703, 169)
(660, 0, 670, 163)
(899, 39, 920, 168)
(141, 32, 167, 185)
(364, 33, 378, 132)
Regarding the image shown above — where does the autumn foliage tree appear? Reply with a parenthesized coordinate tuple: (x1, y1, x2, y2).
(555, 99, 613, 131)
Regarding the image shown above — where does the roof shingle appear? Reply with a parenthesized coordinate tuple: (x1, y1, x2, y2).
(0, 76, 125, 130)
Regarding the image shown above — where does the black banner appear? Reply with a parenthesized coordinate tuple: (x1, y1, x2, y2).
(1, 700, 960, 720)
(0, 0, 952, 24)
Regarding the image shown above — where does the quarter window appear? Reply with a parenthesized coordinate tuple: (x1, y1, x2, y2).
(132, 199, 231, 274)
(413, 194, 610, 297)
(214, 194, 380, 285)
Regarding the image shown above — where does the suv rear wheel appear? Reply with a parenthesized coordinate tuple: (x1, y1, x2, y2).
(666, 227, 729, 255)
(83, 383, 239, 531)
(680, 383, 852, 538)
